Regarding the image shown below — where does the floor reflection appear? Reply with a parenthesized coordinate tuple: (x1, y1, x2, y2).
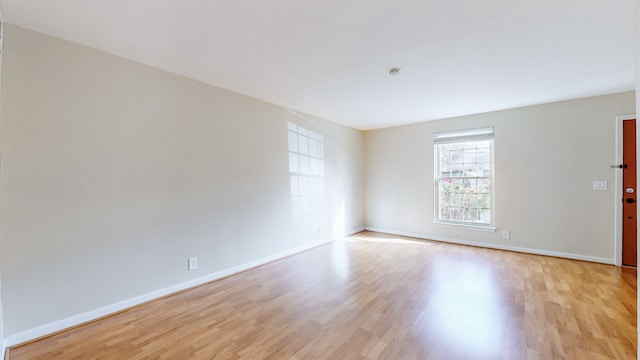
(348, 235, 433, 246)
(331, 238, 351, 280)
(417, 258, 505, 357)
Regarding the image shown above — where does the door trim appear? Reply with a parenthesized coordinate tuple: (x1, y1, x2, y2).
(615, 114, 636, 266)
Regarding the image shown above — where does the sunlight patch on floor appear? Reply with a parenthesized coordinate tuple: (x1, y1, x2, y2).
(346, 235, 433, 246)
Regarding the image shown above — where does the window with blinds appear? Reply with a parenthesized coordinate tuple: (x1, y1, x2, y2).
(434, 127, 495, 227)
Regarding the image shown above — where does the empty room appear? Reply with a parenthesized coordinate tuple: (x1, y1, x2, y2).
(0, 0, 638, 359)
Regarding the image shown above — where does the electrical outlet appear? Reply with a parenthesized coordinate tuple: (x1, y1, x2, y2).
(502, 230, 510, 240)
(592, 181, 607, 191)
(188, 257, 198, 271)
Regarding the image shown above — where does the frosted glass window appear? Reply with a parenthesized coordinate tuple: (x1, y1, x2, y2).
(298, 135, 309, 155)
(292, 197, 301, 217)
(299, 155, 310, 174)
(309, 178, 318, 195)
(289, 153, 299, 173)
(288, 122, 326, 220)
(299, 176, 309, 196)
(290, 175, 299, 196)
(309, 139, 319, 158)
(288, 131, 298, 153)
(310, 158, 319, 175)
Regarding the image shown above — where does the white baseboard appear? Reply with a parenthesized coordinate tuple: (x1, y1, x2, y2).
(4, 237, 334, 348)
(345, 226, 366, 236)
(364, 227, 615, 265)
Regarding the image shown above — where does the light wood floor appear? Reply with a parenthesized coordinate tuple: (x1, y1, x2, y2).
(7, 231, 637, 359)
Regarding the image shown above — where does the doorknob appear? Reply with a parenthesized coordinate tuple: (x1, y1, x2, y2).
(626, 198, 635, 203)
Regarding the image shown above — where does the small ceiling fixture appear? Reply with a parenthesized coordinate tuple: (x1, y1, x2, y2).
(389, 67, 400, 76)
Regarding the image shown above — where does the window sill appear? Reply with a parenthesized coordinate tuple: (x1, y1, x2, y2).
(434, 221, 497, 232)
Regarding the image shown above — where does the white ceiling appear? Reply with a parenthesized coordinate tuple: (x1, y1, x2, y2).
(0, 0, 635, 130)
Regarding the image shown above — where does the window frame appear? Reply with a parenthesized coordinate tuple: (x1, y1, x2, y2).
(288, 122, 325, 219)
(433, 127, 496, 229)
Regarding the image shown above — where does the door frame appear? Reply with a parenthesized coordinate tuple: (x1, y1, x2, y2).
(615, 114, 636, 266)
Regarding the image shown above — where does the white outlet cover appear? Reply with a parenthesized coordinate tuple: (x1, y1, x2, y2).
(592, 181, 607, 191)
(188, 257, 198, 271)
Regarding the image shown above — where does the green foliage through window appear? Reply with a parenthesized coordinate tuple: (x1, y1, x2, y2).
(434, 131, 494, 226)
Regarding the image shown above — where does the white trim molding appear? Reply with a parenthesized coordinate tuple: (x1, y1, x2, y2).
(365, 227, 615, 265)
(345, 226, 366, 236)
(4, 237, 335, 348)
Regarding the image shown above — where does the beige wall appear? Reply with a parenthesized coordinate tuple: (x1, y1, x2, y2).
(0, 25, 364, 336)
(0, 21, 635, 344)
(365, 92, 635, 260)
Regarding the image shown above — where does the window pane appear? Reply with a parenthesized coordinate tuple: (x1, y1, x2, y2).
(299, 155, 310, 174)
(289, 153, 299, 173)
(309, 158, 319, 175)
(434, 134, 493, 226)
(298, 135, 309, 155)
(478, 179, 491, 193)
(464, 208, 478, 222)
(479, 209, 491, 223)
(299, 177, 309, 196)
(309, 139, 319, 158)
(300, 197, 310, 215)
(308, 130, 318, 140)
(288, 123, 326, 224)
(465, 179, 477, 193)
(290, 175, 299, 196)
(292, 197, 301, 217)
(477, 194, 490, 209)
(451, 150, 464, 164)
(464, 148, 477, 165)
(451, 178, 464, 191)
(309, 177, 318, 195)
(288, 131, 298, 152)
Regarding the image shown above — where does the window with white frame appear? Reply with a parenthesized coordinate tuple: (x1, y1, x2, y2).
(434, 127, 494, 227)
(288, 122, 325, 221)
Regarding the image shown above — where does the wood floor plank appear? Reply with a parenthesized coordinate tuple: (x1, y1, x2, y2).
(7, 231, 637, 359)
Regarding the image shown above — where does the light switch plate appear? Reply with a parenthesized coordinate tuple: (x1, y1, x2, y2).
(593, 181, 607, 191)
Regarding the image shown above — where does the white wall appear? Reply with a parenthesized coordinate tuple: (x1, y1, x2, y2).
(365, 92, 635, 261)
(0, 12, 4, 356)
(0, 25, 364, 337)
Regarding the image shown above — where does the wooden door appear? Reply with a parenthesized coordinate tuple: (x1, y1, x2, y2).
(622, 119, 637, 266)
